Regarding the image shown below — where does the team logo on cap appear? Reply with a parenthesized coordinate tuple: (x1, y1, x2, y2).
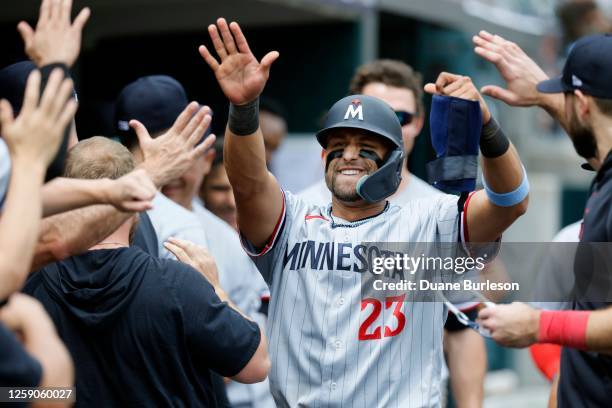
(344, 98, 364, 121)
(572, 75, 583, 88)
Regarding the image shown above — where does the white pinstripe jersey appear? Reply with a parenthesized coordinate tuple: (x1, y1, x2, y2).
(243, 191, 469, 408)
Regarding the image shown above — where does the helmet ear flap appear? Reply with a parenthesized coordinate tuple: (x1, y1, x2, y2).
(356, 148, 404, 202)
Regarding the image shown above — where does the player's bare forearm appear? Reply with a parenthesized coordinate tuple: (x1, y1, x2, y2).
(0, 160, 46, 299)
(41, 178, 111, 217)
(467, 143, 528, 242)
(445, 329, 486, 408)
(33, 205, 132, 271)
(224, 127, 283, 248)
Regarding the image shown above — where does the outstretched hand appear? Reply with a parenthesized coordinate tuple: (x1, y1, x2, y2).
(0, 69, 77, 167)
(104, 169, 156, 212)
(472, 31, 548, 107)
(132, 103, 216, 188)
(199, 18, 279, 105)
(424, 72, 491, 124)
(18, 0, 90, 68)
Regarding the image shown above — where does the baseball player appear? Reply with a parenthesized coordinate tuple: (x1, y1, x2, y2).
(199, 18, 528, 407)
(298, 59, 487, 407)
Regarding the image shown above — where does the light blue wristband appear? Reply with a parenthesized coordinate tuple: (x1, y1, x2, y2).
(483, 165, 529, 207)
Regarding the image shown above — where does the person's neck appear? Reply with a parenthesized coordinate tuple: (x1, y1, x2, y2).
(331, 197, 387, 222)
(89, 223, 131, 251)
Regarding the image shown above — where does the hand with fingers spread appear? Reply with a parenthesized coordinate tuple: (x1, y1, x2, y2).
(103, 169, 156, 212)
(18, 0, 90, 67)
(199, 18, 279, 105)
(472, 31, 549, 107)
(0, 68, 77, 167)
(164, 237, 221, 289)
(424, 72, 492, 124)
(133, 103, 216, 188)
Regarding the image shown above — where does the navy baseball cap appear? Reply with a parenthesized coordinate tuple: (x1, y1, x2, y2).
(0, 61, 36, 115)
(538, 34, 612, 98)
(115, 75, 189, 147)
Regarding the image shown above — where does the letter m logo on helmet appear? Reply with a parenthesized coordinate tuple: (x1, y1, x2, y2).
(344, 99, 363, 121)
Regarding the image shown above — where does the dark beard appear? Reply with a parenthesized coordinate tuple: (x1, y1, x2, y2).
(568, 110, 598, 159)
(326, 173, 361, 202)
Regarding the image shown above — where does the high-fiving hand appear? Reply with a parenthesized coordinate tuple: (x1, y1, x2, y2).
(0, 69, 77, 167)
(132, 103, 216, 188)
(18, 0, 90, 68)
(199, 18, 279, 105)
(472, 31, 549, 107)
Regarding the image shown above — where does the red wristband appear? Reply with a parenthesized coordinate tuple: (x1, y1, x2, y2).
(538, 310, 590, 350)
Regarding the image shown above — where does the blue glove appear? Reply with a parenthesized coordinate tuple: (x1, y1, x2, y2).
(427, 95, 482, 193)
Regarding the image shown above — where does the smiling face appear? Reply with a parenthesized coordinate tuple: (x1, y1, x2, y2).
(324, 129, 391, 203)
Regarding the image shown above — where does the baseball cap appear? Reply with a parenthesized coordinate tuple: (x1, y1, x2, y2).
(0, 61, 36, 115)
(115, 75, 189, 146)
(537, 34, 612, 98)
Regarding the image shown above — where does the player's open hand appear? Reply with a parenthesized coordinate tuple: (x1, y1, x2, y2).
(0, 69, 77, 168)
(103, 169, 156, 212)
(164, 237, 222, 288)
(199, 18, 279, 106)
(18, 0, 91, 68)
(477, 302, 540, 348)
(424, 72, 491, 123)
(473, 31, 548, 107)
(132, 103, 216, 188)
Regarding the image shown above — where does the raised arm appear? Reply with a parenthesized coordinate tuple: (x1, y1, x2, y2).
(425, 73, 528, 242)
(41, 169, 155, 217)
(0, 69, 76, 299)
(199, 18, 282, 248)
(33, 103, 215, 271)
(472, 31, 569, 132)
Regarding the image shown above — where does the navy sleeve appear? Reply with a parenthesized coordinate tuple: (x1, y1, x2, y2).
(0, 323, 42, 387)
(167, 261, 261, 377)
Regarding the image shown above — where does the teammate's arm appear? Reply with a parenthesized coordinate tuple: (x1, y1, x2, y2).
(34, 104, 215, 271)
(41, 169, 156, 217)
(479, 302, 612, 355)
(472, 31, 569, 132)
(0, 70, 76, 299)
(199, 18, 283, 247)
(425, 73, 528, 243)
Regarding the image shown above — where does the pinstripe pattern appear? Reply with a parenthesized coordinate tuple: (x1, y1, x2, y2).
(243, 191, 461, 407)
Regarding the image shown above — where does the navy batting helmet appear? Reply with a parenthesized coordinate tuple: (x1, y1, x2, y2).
(315, 94, 404, 203)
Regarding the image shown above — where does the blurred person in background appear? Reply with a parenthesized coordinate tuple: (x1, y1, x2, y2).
(557, 0, 611, 50)
(260, 97, 288, 169)
(200, 140, 238, 230)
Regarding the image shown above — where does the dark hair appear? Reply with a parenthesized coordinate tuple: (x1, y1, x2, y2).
(557, 1, 600, 44)
(212, 138, 224, 168)
(259, 96, 288, 122)
(349, 59, 424, 116)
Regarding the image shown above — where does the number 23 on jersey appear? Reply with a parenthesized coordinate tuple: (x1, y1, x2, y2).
(358, 294, 406, 341)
